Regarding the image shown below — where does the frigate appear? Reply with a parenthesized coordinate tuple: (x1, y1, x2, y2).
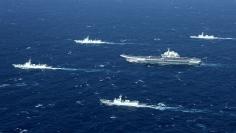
(190, 32, 218, 40)
(100, 95, 140, 107)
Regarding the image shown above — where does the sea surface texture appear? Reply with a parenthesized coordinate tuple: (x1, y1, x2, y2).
(0, 0, 236, 133)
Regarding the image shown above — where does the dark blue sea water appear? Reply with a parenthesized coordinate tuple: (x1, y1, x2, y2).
(1, 0, 236, 132)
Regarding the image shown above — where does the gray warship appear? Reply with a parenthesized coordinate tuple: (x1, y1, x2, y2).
(120, 49, 202, 66)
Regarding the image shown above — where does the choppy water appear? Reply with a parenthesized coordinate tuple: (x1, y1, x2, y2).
(1, 0, 236, 132)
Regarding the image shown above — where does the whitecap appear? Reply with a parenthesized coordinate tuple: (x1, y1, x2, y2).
(175, 75, 182, 81)
(67, 51, 72, 55)
(35, 104, 43, 108)
(99, 64, 105, 68)
(47, 103, 55, 107)
(0, 84, 10, 88)
(16, 128, 28, 133)
(86, 25, 93, 28)
(135, 80, 145, 84)
(20, 129, 28, 133)
(15, 83, 27, 87)
(110, 116, 117, 119)
(75, 101, 83, 105)
(20, 111, 30, 115)
(154, 38, 161, 41)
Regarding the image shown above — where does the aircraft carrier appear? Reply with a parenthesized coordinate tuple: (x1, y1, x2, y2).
(120, 49, 202, 66)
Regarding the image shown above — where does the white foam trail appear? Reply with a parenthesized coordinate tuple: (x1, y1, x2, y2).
(100, 96, 203, 113)
(200, 63, 223, 67)
(13, 59, 102, 72)
(109, 42, 135, 45)
(190, 32, 235, 40)
(218, 37, 235, 40)
(75, 68, 105, 73)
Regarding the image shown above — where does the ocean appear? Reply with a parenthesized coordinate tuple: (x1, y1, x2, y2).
(0, 0, 236, 132)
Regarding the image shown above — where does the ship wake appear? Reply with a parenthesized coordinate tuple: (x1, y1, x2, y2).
(100, 96, 203, 113)
(200, 63, 223, 68)
(216, 37, 235, 40)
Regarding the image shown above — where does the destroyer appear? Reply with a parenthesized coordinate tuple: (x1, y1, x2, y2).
(100, 95, 178, 111)
(74, 36, 107, 44)
(12, 59, 78, 71)
(190, 32, 218, 40)
(120, 49, 202, 66)
(190, 32, 234, 40)
(100, 95, 140, 107)
(12, 59, 53, 69)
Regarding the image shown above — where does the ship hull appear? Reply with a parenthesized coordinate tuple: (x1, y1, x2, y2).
(121, 55, 201, 66)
